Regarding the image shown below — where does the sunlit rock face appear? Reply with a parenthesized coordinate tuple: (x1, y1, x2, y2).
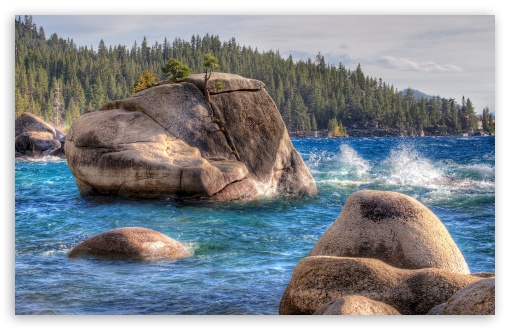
(15, 113, 65, 158)
(65, 73, 317, 201)
(309, 190, 470, 274)
(427, 277, 495, 315)
(279, 190, 489, 315)
(68, 227, 192, 261)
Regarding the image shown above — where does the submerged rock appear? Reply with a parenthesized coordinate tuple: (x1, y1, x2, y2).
(68, 227, 191, 261)
(309, 190, 470, 274)
(15, 113, 65, 158)
(65, 73, 316, 201)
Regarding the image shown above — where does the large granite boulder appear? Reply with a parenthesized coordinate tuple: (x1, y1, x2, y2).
(427, 277, 495, 315)
(280, 189, 490, 315)
(279, 256, 483, 315)
(313, 295, 401, 315)
(15, 113, 65, 158)
(309, 190, 470, 274)
(68, 227, 191, 261)
(65, 73, 316, 201)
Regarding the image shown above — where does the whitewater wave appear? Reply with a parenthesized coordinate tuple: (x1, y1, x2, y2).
(16, 155, 66, 164)
(378, 144, 444, 187)
(309, 142, 494, 198)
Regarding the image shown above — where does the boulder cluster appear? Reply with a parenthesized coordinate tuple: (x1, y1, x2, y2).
(279, 190, 495, 315)
(15, 113, 66, 159)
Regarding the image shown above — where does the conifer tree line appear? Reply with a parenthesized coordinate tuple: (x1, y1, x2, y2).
(15, 16, 495, 135)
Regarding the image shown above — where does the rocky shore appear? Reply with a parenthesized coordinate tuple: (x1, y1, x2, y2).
(15, 75, 494, 315)
(65, 189, 495, 315)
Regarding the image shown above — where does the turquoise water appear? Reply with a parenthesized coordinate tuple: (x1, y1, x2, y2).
(15, 136, 495, 314)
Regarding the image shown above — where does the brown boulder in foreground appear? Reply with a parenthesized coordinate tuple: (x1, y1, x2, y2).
(428, 277, 495, 315)
(68, 227, 191, 261)
(279, 256, 482, 315)
(309, 190, 470, 274)
(313, 295, 401, 315)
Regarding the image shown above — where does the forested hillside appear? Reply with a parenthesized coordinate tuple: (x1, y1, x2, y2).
(14, 16, 495, 135)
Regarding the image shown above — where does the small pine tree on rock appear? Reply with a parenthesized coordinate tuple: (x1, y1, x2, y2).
(133, 70, 159, 93)
(161, 59, 191, 82)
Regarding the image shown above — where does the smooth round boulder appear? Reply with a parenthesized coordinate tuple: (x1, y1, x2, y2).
(279, 256, 482, 315)
(68, 227, 192, 261)
(426, 303, 446, 315)
(313, 295, 401, 315)
(309, 190, 470, 274)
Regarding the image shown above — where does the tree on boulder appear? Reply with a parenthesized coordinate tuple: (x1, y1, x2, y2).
(201, 54, 241, 161)
(133, 70, 160, 93)
(161, 58, 191, 82)
(203, 53, 220, 104)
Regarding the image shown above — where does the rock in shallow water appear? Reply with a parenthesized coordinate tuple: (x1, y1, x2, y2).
(427, 277, 495, 315)
(280, 189, 490, 315)
(68, 227, 191, 261)
(15, 113, 65, 158)
(65, 73, 316, 201)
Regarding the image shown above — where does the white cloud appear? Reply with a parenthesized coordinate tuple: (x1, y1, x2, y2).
(374, 55, 463, 73)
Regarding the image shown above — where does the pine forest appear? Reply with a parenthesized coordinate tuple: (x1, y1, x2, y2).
(14, 16, 495, 136)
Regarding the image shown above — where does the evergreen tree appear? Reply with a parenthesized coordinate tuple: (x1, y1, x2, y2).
(465, 98, 478, 130)
(203, 52, 220, 102)
(133, 70, 159, 93)
(311, 114, 317, 131)
(482, 107, 495, 134)
(161, 58, 191, 82)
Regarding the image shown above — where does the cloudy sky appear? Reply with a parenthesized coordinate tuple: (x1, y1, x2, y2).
(7, 0, 505, 118)
(27, 14, 495, 114)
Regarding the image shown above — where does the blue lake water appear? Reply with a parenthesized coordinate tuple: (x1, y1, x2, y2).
(14, 136, 495, 315)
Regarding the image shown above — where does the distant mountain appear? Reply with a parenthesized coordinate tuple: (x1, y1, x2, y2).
(400, 88, 438, 101)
